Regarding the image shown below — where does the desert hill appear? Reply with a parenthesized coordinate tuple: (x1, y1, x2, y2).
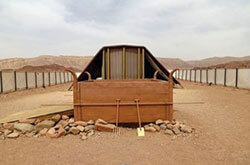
(0, 55, 92, 71)
(1, 55, 250, 71)
(187, 56, 250, 68)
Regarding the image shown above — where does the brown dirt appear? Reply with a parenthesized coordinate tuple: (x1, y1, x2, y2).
(0, 81, 250, 165)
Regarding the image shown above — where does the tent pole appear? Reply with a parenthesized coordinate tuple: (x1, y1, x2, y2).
(122, 47, 126, 80)
(102, 49, 105, 79)
(106, 48, 110, 80)
(142, 48, 145, 79)
(137, 48, 141, 79)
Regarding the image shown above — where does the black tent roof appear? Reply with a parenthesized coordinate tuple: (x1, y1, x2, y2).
(77, 45, 180, 85)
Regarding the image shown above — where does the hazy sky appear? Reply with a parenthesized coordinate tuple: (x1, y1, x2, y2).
(0, 0, 249, 60)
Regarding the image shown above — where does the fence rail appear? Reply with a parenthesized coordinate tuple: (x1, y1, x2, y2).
(0, 71, 73, 93)
(174, 68, 250, 89)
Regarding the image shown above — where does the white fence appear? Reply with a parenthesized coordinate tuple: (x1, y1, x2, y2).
(174, 68, 250, 89)
(0, 71, 73, 93)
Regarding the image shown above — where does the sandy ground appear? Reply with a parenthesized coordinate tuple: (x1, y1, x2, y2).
(0, 81, 250, 165)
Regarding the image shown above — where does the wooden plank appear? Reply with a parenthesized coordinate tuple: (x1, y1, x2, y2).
(79, 80, 170, 103)
(80, 105, 167, 123)
(0, 106, 73, 123)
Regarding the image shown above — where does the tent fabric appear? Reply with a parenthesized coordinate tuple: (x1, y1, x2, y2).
(77, 45, 180, 85)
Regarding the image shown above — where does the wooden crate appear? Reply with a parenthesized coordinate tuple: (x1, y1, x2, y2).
(72, 79, 174, 123)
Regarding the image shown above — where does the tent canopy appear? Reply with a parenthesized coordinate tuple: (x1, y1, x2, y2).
(78, 45, 180, 85)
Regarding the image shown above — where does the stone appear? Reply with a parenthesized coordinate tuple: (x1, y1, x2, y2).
(39, 128, 48, 136)
(69, 123, 77, 127)
(14, 123, 34, 133)
(68, 118, 74, 124)
(163, 120, 170, 125)
(18, 118, 36, 124)
(69, 127, 80, 135)
(3, 123, 14, 130)
(4, 129, 13, 136)
(160, 124, 167, 130)
(85, 125, 95, 132)
(34, 118, 42, 125)
(25, 132, 36, 138)
(51, 114, 61, 122)
(35, 120, 55, 131)
(155, 119, 164, 125)
(7, 131, 20, 138)
(62, 115, 69, 120)
(87, 120, 95, 125)
(74, 121, 88, 126)
(87, 130, 95, 137)
(180, 125, 193, 133)
(46, 128, 56, 137)
(153, 125, 161, 132)
(94, 123, 115, 132)
(164, 129, 174, 135)
(166, 124, 174, 130)
(55, 126, 66, 138)
(65, 126, 70, 131)
(80, 133, 88, 140)
(95, 119, 108, 125)
(57, 120, 68, 128)
(144, 126, 156, 132)
(174, 121, 180, 129)
(76, 125, 85, 132)
(148, 123, 154, 127)
(172, 127, 181, 135)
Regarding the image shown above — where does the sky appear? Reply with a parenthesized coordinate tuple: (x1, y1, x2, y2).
(0, 0, 249, 60)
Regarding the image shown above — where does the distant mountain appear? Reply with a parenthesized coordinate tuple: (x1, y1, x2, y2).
(157, 58, 193, 69)
(0, 55, 92, 71)
(1, 55, 250, 72)
(187, 56, 250, 68)
(205, 60, 250, 69)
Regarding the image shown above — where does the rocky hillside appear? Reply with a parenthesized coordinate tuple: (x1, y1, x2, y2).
(0, 55, 92, 71)
(187, 56, 250, 68)
(1, 55, 250, 71)
(158, 58, 193, 69)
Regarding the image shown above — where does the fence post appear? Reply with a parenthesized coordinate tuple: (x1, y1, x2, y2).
(189, 69, 191, 81)
(59, 72, 62, 84)
(35, 72, 37, 88)
(194, 69, 196, 82)
(42, 72, 45, 88)
(55, 72, 57, 85)
(186, 69, 188, 81)
(14, 71, 17, 91)
(224, 68, 227, 86)
(64, 72, 66, 83)
(235, 68, 238, 88)
(67, 72, 69, 82)
(200, 69, 202, 83)
(48, 72, 51, 86)
(214, 68, 217, 85)
(206, 69, 208, 84)
(0, 71, 3, 93)
(25, 72, 28, 89)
